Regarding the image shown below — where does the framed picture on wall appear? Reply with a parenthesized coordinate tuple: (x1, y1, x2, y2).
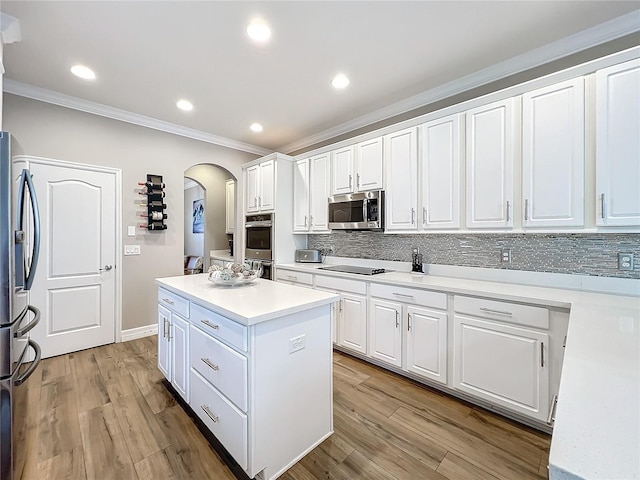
(193, 199, 204, 233)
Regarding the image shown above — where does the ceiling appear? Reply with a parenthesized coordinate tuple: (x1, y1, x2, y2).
(1, 1, 638, 155)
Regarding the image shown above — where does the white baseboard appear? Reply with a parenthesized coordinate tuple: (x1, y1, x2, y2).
(121, 324, 158, 342)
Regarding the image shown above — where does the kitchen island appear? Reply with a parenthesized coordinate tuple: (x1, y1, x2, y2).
(155, 274, 339, 480)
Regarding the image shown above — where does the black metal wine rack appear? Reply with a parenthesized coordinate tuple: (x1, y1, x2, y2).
(142, 174, 167, 231)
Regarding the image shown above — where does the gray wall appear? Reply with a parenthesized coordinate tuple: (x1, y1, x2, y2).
(3, 94, 259, 330)
(184, 183, 205, 258)
(185, 164, 234, 269)
(308, 232, 640, 279)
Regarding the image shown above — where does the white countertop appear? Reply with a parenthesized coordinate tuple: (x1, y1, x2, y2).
(277, 261, 640, 480)
(209, 249, 234, 262)
(155, 274, 339, 326)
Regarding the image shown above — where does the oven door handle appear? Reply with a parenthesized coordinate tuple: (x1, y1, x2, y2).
(15, 305, 41, 338)
(245, 221, 273, 228)
(362, 199, 368, 223)
(14, 339, 42, 387)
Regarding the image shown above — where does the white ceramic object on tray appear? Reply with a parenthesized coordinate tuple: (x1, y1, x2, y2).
(208, 273, 258, 286)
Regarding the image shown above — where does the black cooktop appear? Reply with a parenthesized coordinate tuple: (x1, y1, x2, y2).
(318, 265, 386, 275)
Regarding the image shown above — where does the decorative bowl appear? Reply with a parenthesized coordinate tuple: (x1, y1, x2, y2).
(207, 262, 260, 287)
(208, 273, 259, 286)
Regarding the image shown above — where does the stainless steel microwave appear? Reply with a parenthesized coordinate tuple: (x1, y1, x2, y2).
(328, 190, 384, 231)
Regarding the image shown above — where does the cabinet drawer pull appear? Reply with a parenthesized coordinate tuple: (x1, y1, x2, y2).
(395, 310, 399, 328)
(423, 207, 427, 224)
(286, 274, 298, 280)
(540, 342, 544, 368)
(506, 201, 511, 222)
(349, 174, 352, 190)
(393, 292, 414, 299)
(304, 215, 308, 227)
(201, 357, 219, 371)
(407, 313, 411, 331)
(547, 395, 558, 425)
(524, 199, 529, 221)
(356, 173, 360, 189)
(411, 208, 415, 224)
(201, 319, 220, 330)
(201, 405, 218, 423)
(479, 307, 513, 316)
(163, 318, 169, 338)
(161, 298, 174, 306)
(600, 193, 606, 219)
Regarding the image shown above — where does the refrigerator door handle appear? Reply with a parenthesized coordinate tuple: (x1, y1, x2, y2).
(15, 305, 40, 338)
(14, 339, 42, 387)
(15, 169, 41, 291)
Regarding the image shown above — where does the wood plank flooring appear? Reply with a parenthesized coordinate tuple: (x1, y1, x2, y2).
(19, 336, 550, 479)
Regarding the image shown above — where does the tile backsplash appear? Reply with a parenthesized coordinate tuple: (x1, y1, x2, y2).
(308, 232, 640, 279)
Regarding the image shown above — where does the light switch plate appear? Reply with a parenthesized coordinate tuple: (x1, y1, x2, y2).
(618, 253, 634, 271)
(127, 225, 136, 236)
(124, 245, 141, 256)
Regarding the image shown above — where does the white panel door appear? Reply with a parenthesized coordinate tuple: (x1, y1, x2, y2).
(158, 305, 171, 380)
(522, 78, 585, 228)
(596, 59, 640, 226)
(293, 158, 310, 232)
(420, 114, 461, 229)
(355, 137, 384, 192)
(338, 294, 367, 355)
(310, 153, 330, 231)
(245, 165, 259, 213)
(259, 160, 275, 211)
(29, 160, 118, 358)
(331, 146, 354, 195)
(453, 314, 549, 422)
(384, 127, 418, 231)
(466, 99, 514, 229)
(171, 314, 190, 402)
(369, 299, 402, 367)
(406, 306, 447, 384)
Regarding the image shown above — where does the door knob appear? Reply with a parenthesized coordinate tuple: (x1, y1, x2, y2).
(99, 265, 113, 272)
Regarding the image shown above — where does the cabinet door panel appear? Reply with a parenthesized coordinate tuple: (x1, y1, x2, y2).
(246, 165, 259, 213)
(406, 306, 447, 384)
(596, 59, 640, 226)
(158, 305, 171, 380)
(259, 160, 275, 211)
(385, 127, 418, 231)
(523, 78, 584, 227)
(355, 137, 383, 191)
(225, 179, 235, 234)
(331, 146, 354, 195)
(339, 294, 367, 354)
(369, 299, 402, 367)
(293, 158, 310, 232)
(310, 153, 330, 231)
(421, 114, 461, 229)
(466, 100, 514, 228)
(453, 314, 549, 421)
(171, 315, 190, 402)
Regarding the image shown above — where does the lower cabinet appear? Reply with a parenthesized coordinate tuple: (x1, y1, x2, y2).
(369, 299, 402, 367)
(157, 303, 190, 402)
(453, 313, 549, 422)
(406, 305, 447, 385)
(338, 294, 368, 355)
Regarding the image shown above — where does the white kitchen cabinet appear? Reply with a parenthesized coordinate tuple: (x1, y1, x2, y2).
(369, 299, 402, 367)
(225, 179, 235, 234)
(420, 114, 461, 229)
(384, 127, 419, 231)
(338, 293, 368, 355)
(294, 154, 330, 232)
(331, 146, 355, 195)
(331, 138, 383, 195)
(596, 59, 640, 226)
(522, 78, 585, 228)
(465, 99, 515, 229)
(293, 158, 310, 232)
(170, 314, 190, 402)
(158, 305, 172, 380)
(245, 159, 274, 213)
(406, 305, 447, 385)
(157, 291, 190, 403)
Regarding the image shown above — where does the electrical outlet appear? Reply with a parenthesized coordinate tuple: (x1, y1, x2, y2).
(501, 249, 512, 263)
(289, 334, 305, 354)
(618, 253, 634, 271)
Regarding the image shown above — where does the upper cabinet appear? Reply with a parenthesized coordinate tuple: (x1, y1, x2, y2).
(465, 99, 515, 229)
(420, 114, 462, 230)
(225, 179, 235, 234)
(522, 78, 585, 228)
(384, 127, 419, 231)
(331, 138, 383, 195)
(246, 159, 274, 213)
(293, 158, 310, 231)
(294, 153, 330, 233)
(596, 59, 640, 227)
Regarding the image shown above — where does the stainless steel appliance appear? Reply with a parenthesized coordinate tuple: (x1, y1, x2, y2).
(295, 249, 322, 263)
(328, 190, 384, 230)
(1, 132, 42, 480)
(244, 213, 273, 261)
(318, 265, 386, 275)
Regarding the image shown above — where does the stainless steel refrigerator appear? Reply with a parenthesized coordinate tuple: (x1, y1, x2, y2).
(0, 131, 42, 480)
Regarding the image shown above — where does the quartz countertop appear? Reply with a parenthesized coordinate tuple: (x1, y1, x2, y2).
(209, 250, 234, 262)
(276, 261, 640, 480)
(156, 274, 339, 326)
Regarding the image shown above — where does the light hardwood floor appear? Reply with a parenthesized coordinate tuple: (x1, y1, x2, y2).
(18, 336, 550, 479)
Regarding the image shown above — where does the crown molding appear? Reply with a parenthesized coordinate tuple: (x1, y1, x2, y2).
(279, 10, 640, 154)
(3, 79, 273, 157)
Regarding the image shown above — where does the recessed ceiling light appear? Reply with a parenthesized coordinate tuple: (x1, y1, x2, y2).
(332, 73, 350, 89)
(70, 64, 96, 80)
(250, 123, 263, 133)
(247, 20, 271, 43)
(176, 99, 194, 111)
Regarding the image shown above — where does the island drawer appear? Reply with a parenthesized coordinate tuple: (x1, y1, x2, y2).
(315, 275, 367, 295)
(454, 296, 549, 329)
(191, 369, 248, 470)
(370, 283, 446, 310)
(275, 269, 313, 285)
(190, 325, 248, 412)
(158, 288, 190, 318)
(191, 302, 248, 352)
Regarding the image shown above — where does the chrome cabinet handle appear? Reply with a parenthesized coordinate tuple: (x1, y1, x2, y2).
(258, 196, 262, 208)
(506, 201, 511, 222)
(285, 274, 298, 280)
(411, 208, 415, 224)
(349, 174, 352, 190)
(339, 299, 343, 313)
(356, 173, 360, 189)
(310, 215, 314, 226)
(304, 215, 308, 227)
(201, 357, 219, 371)
(600, 193, 606, 219)
(524, 199, 529, 221)
(395, 310, 399, 328)
(201, 405, 218, 423)
(254, 196, 257, 208)
(393, 292, 414, 299)
(479, 307, 512, 316)
(547, 395, 558, 425)
(162, 298, 174, 306)
(407, 313, 411, 331)
(422, 207, 427, 225)
(163, 318, 168, 338)
(540, 342, 544, 368)
(201, 319, 219, 330)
